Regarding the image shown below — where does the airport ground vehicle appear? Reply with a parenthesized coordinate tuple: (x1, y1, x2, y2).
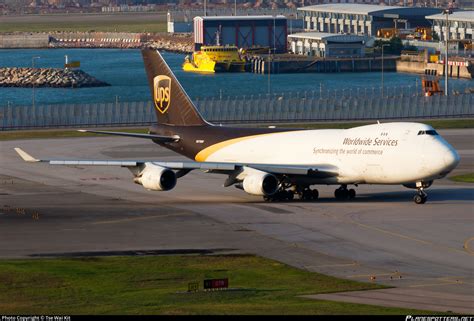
(421, 76, 443, 96)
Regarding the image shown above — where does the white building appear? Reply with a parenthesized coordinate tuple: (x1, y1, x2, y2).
(426, 11, 474, 41)
(288, 32, 367, 58)
(298, 4, 441, 37)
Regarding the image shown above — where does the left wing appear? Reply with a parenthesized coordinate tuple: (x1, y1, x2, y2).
(14, 148, 338, 178)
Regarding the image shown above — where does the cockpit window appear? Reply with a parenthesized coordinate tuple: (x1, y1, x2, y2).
(418, 130, 439, 136)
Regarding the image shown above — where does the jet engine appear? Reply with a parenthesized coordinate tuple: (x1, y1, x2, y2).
(134, 164, 176, 191)
(242, 170, 279, 196)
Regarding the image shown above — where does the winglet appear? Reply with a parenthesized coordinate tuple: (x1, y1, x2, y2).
(14, 148, 40, 162)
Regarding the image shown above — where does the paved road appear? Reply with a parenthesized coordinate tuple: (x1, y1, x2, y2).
(0, 128, 473, 313)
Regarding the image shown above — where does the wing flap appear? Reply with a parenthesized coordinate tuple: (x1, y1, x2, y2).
(49, 160, 139, 166)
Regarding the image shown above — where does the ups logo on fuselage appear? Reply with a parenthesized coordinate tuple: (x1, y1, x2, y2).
(153, 75, 171, 114)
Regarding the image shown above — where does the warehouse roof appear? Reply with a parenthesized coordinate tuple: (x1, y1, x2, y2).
(298, 4, 441, 17)
(426, 11, 474, 22)
(297, 4, 401, 15)
(288, 32, 367, 43)
(194, 15, 286, 21)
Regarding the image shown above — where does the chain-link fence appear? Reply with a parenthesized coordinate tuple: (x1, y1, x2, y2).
(1, 93, 473, 130)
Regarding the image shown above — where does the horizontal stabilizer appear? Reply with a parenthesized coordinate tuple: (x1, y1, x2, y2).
(77, 130, 179, 142)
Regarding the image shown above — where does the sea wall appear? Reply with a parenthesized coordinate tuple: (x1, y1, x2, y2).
(249, 57, 397, 74)
(0, 68, 110, 88)
(396, 60, 472, 79)
(0, 34, 49, 48)
(0, 32, 193, 53)
(49, 32, 193, 52)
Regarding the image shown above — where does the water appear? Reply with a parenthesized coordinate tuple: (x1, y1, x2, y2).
(0, 48, 471, 107)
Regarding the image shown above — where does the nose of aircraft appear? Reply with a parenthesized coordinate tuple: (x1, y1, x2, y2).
(443, 147, 460, 170)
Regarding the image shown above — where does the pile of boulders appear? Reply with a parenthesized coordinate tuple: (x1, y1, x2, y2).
(0, 67, 110, 88)
(146, 39, 193, 53)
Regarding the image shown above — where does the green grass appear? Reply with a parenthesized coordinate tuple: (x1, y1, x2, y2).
(1, 21, 167, 33)
(0, 15, 167, 33)
(0, 254, 435, 315)
(0, 128, 148, 141)
(1, 118, 472, 141)
(449, 173, 474, 183)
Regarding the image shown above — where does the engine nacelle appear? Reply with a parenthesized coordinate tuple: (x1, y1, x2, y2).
(135, 164, 176, 191)
(242, 170, 279, 196)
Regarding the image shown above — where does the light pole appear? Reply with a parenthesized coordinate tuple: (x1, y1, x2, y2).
(381, 44, 389, 98)
(272, 15, 276, 54)
(234, 0, 237, 16)
(268, 48, 271, 94)
(32, 56, 40, 109)
(290, 15, 293, 34)
(443, 8, 452, 96)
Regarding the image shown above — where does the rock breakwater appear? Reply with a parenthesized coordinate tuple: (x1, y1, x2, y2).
(0, 67, 110, 88)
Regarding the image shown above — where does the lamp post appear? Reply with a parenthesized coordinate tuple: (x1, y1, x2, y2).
(32, 56, 40, 109)
(268, 48, 271, 94)
(443, 8, 452, 96)
(381, 44, 389, 98)
(272, 14, 276, 54)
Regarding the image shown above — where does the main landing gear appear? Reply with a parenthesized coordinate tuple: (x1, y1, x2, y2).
(334, 185, 356, 200)
(263, 189, 295, 202)
(263, 185, 359, 202)
(263, 185, 319, 202)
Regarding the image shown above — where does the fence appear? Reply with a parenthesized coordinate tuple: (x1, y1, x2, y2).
(208, 82, 474, 101)
(1, 93, 473, 130)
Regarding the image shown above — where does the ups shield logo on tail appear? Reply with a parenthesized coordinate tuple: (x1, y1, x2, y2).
(153, 75, 171, 114)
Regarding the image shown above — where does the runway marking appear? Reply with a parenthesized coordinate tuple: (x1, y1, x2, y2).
(307, 262, 359, 268)
(407, 276, 472, 288)
(347, 272, 400, 279)
(91, 213, 188, 225)
(408, 280, 463, 288)
(347, 218, 431, 245)
(463, 237, 474, 254)
(346, 217, 473, 257)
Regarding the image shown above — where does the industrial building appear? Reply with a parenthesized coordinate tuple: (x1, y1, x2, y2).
(298, 4, 442, 37)
(193, 15, 288, 53)
(457, 0, 474, 10)
(288, 32, 367, 58)
(426, 11, 474, 41)
(167, 8, 302, 33)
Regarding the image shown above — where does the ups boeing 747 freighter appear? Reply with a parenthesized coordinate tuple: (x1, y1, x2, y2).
(15, 49, 460, 204)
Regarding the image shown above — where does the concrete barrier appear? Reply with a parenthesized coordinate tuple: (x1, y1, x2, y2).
(396, 60, 472, 79)
(0, 34, 49, 48)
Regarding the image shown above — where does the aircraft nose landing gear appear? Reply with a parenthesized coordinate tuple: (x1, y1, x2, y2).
(414, 189, 428, 204)
(413, 182, 428, 204)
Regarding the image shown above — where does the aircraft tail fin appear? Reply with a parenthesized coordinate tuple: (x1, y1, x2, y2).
(141, 49, 207, 126)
